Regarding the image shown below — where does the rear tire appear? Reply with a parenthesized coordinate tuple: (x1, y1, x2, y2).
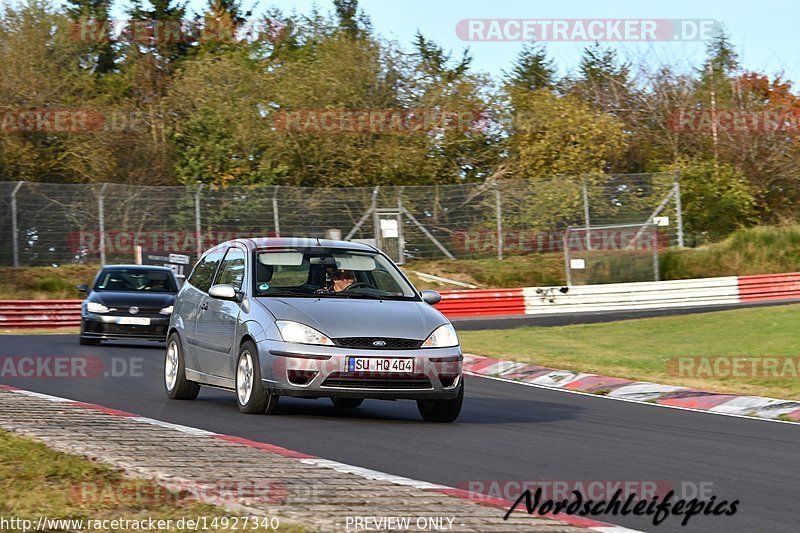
(164, 333, 200, 400)
(236, 341, 279, 414)
(331, 397, 364, 408)
(417, 381, 463, 423)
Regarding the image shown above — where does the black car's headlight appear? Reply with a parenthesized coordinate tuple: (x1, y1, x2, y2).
(86, 301, 109, 314)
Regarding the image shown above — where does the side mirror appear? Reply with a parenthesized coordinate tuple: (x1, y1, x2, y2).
(208, 284, 238, 300)
(420, 290, 441, 305)
(76, 284, 89, 293)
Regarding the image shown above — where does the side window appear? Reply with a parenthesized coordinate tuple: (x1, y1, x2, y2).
(187, 248, 226, 293)
(215, 247, 246, 291)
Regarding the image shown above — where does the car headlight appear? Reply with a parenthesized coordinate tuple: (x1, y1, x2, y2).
(86, 301, 109, 314)
(422, 324, 459, 348)
(159, 305, 174, 315)
(276, 321, 334, 346)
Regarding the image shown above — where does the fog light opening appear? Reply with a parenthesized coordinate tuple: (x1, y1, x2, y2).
(440, 375, 459, 388)
(288, 370, 318, 386)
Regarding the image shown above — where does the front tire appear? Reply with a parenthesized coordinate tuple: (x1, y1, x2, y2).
(164, 333, 200, 400)
(236, 341, 279, 414)
(417, 381, 463, 423)
(331, 397, 364, 408)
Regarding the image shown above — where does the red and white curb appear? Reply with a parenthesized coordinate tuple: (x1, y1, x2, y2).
(0, 384, 638, 533)
(464, 354, 800, 423)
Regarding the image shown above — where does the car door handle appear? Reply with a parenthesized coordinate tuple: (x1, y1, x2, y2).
(200, 302, 208, 311)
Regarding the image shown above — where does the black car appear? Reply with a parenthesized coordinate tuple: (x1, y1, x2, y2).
(77, 265, 179, 345)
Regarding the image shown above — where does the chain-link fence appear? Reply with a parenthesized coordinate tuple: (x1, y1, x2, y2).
(1, 172, 684, 272)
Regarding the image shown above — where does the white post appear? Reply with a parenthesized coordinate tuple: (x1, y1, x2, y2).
(10, 181, 23, 267)
(675, 170, 685, 247)
(272, 185, 281, 237)
(98, 183, 108, 266)
(195, 184, 204, 258)
(582, 176, 592, 250)
(495, 182, 504, 260)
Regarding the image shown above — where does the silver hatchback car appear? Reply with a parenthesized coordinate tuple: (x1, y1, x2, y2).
(164, 238, 463, 422)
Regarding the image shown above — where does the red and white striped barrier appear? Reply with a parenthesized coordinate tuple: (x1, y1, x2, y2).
(1, 272, 800, 327)
(0, 300, 82, 328)
(437, 272, 800, 319)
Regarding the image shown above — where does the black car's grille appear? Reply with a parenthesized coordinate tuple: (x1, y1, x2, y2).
(333, 337, 423, 350)
(111, 307, 163, 316)
(321, 372, 432, 390)
(85, 322, 167, 336)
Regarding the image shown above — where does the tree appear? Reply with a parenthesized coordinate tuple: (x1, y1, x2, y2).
(125, 0, 191, 63)
(674, 158, 757, 242)
(506, 41, 555, 91)
(65, 0, 117, 74)
(333, 0, 370, 39)
(0, 0, 116, 182)
(570, 42, 631, 114)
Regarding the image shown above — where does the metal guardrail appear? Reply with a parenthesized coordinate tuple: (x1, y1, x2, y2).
(2, 272, 799, 328)
(434, 289, 526, 318)
(0, 300, 82, 328)
(737, 273, 800, 302)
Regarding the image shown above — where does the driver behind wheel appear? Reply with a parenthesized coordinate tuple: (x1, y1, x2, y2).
(331, 268, 355, 292)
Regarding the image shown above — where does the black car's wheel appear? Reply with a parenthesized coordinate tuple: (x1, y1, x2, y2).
(417, 381, 464, 423)
(79, 320, 101, 345)
(236, 340, 279, 414)
(164, 333, 200, 400)
(331, 397, 364, 408)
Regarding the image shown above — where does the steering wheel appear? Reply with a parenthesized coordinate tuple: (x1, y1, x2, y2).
(342, 282, 372, 291)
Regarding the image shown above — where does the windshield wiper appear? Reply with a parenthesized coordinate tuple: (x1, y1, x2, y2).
(257, 290, 315, 297)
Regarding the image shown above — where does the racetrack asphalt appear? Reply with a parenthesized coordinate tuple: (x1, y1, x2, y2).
(1, 335, 797, 532)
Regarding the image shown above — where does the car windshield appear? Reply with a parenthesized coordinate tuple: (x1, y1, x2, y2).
(94, 268, 177, 293)
(254, 248, 418, 300)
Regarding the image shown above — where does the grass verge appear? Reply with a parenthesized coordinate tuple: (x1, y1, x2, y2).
(458, 304, 800, 400)
(0, 430, 303, 532)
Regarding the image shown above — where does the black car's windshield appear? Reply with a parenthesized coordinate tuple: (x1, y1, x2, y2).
(254, 248, 417, 300)
(94, 268, 177, 292)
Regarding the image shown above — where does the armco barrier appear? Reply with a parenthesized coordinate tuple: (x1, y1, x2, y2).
(737, 273, 800, 302)
(434, 288, 525, 317)
(522, 276, 741, 314)
(439, 272, 800, 319)
(3, 272, 800, 327)
(0, 300, 81, 328)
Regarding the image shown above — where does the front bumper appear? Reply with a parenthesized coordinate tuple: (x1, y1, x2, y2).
(257, 340, 463, 400)
(81, 314, 169, 341)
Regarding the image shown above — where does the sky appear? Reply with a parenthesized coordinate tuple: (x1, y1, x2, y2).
(103, 0, 800, 86)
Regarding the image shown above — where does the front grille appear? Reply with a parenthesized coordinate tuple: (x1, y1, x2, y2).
(87, 322, 166, 336)
(321, 372, 432, 390)
(333, 337, 423, 350)
(113, 308, 163, 316)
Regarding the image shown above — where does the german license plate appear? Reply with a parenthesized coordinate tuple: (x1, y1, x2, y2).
(348, 357, 414, 373)
(116, 317, 150, 326)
